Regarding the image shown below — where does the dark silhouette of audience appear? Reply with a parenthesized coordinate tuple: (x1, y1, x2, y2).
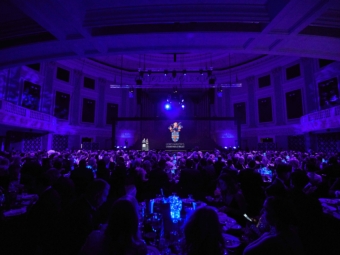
(58, 179, 110, 255)
(183, 206, 226, 255)
(81, 195, 147, 255)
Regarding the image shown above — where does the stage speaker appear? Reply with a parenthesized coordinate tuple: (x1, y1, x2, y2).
(258, 97, 273, 123)
(286, 89, 303, 119)
(82, 98, 95, 123)
(208, 88, 215, 104)
(106, 103, 118, 124)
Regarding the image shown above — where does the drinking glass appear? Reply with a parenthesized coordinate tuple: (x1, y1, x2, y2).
(147, 213, 163, 246)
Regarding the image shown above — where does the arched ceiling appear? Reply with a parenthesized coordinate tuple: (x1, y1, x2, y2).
(1, 0, 340, 70)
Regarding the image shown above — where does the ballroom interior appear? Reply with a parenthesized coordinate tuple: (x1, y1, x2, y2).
(0, 0, 340, 152)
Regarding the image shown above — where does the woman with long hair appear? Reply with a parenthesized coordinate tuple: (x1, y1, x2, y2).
(214, 174, 247, 225)
(183, 206, 225, 255)
(81, 195, 147, 255)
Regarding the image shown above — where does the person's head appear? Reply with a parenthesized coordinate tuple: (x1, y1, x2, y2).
(0, 156, 10, 175)
(184, 206, 225, 255)
(84, 179, 110, 208)
(142, 160, 152, 172)
(290, 170, 309, 190)
(247, 160, 256, 169)
(11, 156, 21, 166)
(173, 122, 178, 127)
(217, 174, 238, 194)
(78, 159, 87, 168)
(289, 158, 300, 169)
(52, 157, 63, 170)
(199, 158, 207, 167)
(97, 159, 107, 170)
(185, 159, 194, 168)
(262, 196, 292, 231)
(276, 163, 292, 181)
(105, 197, 141, 251)
(207, 158, 214, 165)
(328, 156, 338, 165)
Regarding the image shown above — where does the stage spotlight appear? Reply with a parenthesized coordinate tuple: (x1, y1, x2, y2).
(165, 103, 171, 110)
(123, 146, 126, 149)
(199, 69, 204, 75)
(183, 69, 187, 76)
(164, 70, 168, 76)
(181, 104, 185, 109)
(117, 146, 120, 148)
(147, 70, 152, 76)
(224, 146, 227, 149)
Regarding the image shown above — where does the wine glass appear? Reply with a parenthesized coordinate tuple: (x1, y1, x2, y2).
(150, 213, 163, 233)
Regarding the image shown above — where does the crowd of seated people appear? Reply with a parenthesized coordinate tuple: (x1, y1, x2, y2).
(0, 148, 339, 254)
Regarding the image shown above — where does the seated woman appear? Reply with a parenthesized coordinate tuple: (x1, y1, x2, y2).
(80, 195, 147, 255)
(183, 206, 226, 255)
(208, 173, 247, 225)
(243, 196, 304, 255)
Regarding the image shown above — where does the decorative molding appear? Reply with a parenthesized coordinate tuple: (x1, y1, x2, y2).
(73, 69, 83, 76)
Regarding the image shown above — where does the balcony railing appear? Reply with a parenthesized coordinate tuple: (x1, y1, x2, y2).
(0, 100, 27, 116)
(0, 99, 57, 129)
(300, 105, 340, 132)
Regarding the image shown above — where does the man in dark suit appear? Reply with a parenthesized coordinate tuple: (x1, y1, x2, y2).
(238, 160, 265, 217)
(58, 179, 110, 255)
(266, 163, 292, 198)
(145, 158, 170, 198)
(178, 159, 203, 200)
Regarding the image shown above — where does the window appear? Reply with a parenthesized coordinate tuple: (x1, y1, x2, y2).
(286, 64, 300, 80)
(106, 103, 118, 124)
(233, 102, 246, 124)
(54, 91, 70, 120)
(319, 59, 335, 68)
(82, 98, 95, 123)
(286, 89, 303, 119)
(84, 77, 95, 90)
(258, 97, 273, 123)
(26, 63, 40, 71)
(56, 67, 70, 82)
(22, 81, 41, 111)
(258, 75, 271, 88)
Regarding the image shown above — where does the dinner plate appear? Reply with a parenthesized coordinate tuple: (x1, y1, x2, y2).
(321, 203, 336, 212)
(319, 198, 340, 205)
(147, 245, 160, 255)
(182, 198, 195, 204)
(222, 233, 241, 248)
(217, 212, 236, 224)
(223, 222, 242, 231)
(3, 207, 27, 217)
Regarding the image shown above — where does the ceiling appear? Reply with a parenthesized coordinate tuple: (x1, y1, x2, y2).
(1, 0, 340, 74)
